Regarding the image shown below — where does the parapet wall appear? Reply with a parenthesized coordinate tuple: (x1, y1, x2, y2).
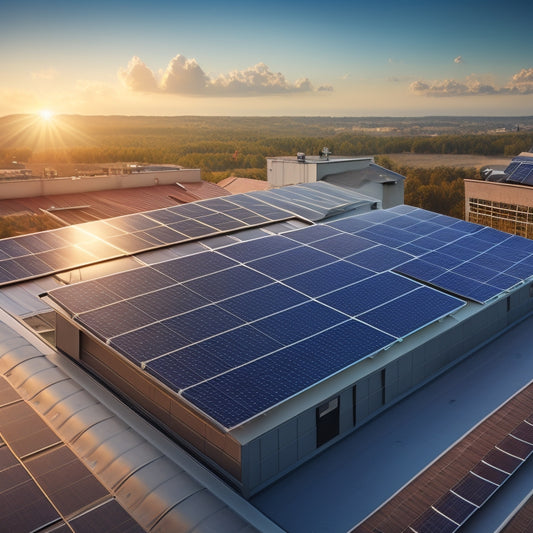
(0, 169, 201, 199)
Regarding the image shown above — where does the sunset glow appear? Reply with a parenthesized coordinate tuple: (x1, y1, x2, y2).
(1, 0, 532, 117)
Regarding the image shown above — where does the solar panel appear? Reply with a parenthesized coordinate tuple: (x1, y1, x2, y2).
(356, 286, 465, 339)
(246, 246, 337, 279)
(182, 320, 396, 428)
(452, 472, 498, 506)
(216, 235, 299, 262)
(283, 260, 374, 298)
(217, 283, 307, 321)
(251, 301, 349, 345)
(309, 233, 378, 257)
(151, 252, 238, 282)
(318, 272, 421, 316)
(183, 265, 272, 301)
(344, 244, 413, 272)
(409, 507, 459, 533)
(434, 491, 477, 525)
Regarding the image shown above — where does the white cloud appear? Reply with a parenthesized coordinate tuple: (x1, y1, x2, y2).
(410, 68, 533, 97)
(454, 56, 463, 64)
(118, 54, 322, 96)
(118, 56, 158, 92)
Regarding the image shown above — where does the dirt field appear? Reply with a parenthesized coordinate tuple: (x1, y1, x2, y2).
(382, 153, 510, 170)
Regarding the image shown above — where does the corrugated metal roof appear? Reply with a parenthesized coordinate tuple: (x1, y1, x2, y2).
(0, 314, 281, 533)
(0, 182, 230, 224)
(218, 177, 270, 194)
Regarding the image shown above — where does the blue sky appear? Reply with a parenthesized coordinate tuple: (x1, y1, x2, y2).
(1, 0, 532, 116)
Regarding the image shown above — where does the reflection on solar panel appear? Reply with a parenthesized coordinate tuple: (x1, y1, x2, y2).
(0, 182, 370, 286)
(505, 158, 533, 185)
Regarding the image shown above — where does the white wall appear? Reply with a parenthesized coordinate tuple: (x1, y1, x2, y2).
(0, 169, 201, 200)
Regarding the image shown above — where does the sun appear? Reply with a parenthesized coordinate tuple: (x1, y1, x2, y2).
(39, 109, 54, 121)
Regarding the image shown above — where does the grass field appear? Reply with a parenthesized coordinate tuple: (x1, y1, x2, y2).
(383, 153, 510, 170)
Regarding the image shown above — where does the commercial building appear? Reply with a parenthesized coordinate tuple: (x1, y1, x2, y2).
(465, 151, 533, 238)
(0, 173, 532, 530)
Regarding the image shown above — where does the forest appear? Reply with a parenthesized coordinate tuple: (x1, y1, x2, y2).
(1, 114, 532, 230)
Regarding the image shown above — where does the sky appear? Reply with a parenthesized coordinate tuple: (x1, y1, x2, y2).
(1, 0, 533, 117)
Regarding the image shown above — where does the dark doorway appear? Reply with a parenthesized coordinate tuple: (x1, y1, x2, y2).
(316, 397, 340, 448)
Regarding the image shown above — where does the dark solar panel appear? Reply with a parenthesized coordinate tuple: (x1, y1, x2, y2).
(344, 245, 413, 272)
(452, 472, 498, 506)
(152, 252, 237, 282)
(357, 286, 464, 339)
(252, 301, 349, 345)
(309, 233, 377, 257)
(497, 435, 533, 460)
(409, 507, 458, 533)
(183, 320, 395, 428)
(183, 265, 272, 301)
(217, 235, 299, 262)
(283, 260, 374, 298)
(511, 421, 533, 445)
(318, 271, 421, 316)
(433, 491, 477, 525)
(217, 283, 307, 321)
(247, 246, 337, 279)
(471, 462, 509, 485)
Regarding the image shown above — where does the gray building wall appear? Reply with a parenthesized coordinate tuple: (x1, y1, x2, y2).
(240, 282, 533, 497)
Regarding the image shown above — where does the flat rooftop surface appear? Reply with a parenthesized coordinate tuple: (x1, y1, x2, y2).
(251, 314, 533, 532)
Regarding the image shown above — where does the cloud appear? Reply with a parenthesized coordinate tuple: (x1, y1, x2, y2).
(118, 56, 158, 92)
(410, 68, 533, 97)
(454, 56, 463, 64)
(119, 54, 322, 96)
(317, 85, 334, 92)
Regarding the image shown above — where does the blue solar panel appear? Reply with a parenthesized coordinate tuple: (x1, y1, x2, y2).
(151, 252, 237, 282)
(163, 304, 244, 343)
(106, 233, 154, 254)
(171, 203, 216, 218)
(183, 265, 272, 301)
(403, 220, 444, 235)
(451, 261, 500, 283)
(428, 227, 469, 243)
(247, 246, 337, 279)
(168, 219, 216, 238)
(326, 216, 375, 233)
(217, 235, 299, 262)
(419, 250, 464, 269)
(142, 225, 187, 245)
(48, 280, 122, 315)
(182, 320, 396, 428)
(283, 260, 374, 297)
(358, 224, 419, 246)
(197, 213, 245, 231)
(318, 272, 421, 316)
(110, 322, 190, 364)
(435, 242, 480, 261)
(0, 238, 32, 257)
(217, 283, 307, 321)
(434, 492, 477, 525)
(394, 258, 447, 282)
(96, 266, 174, 298)
(284, 224, 342, 244)
(356, 286, 465, 338)
(309, 233, 378, 257)
(145, 208, 188, 224)
(252, 301, 348, 345)
(430, 271, 502, 304)
(473, 227, 512, 244)
(130, 285, 211, 321)
(77, 301, 154, 340)
(345, 245, 413, 272)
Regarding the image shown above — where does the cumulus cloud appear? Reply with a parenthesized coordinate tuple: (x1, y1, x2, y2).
(118, 56, 158, 92)
(119, 54, 322, 96)
(410, 67, 533, 97)
(454, 56, 463, 64)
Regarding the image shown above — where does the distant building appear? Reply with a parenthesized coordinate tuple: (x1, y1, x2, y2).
(465, 151, 533, 238)
(267, 154, 405, 209)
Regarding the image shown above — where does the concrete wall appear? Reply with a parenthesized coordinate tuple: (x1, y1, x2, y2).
(240, 282, 533, 497)
(0, 169, 201, 200)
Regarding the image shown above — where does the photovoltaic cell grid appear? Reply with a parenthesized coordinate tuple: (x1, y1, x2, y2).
(325, 205, 533, 303)
(409, 416, 533, 533)
(0, 182, 369, 286)
(504, 156, 533, 186)
(48, 212, 470, 429)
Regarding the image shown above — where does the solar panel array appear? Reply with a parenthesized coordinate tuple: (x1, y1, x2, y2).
(326, 205, 533, 304)
(0, 182, 369, 286)
(409, 413, 533, 533)
(504, 156, 533, 186)
(48, 206, 483, 429)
